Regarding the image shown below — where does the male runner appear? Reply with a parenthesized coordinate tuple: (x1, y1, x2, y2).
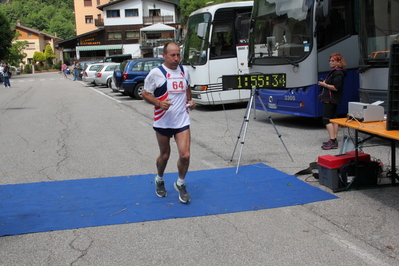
(142, 42, 196, 203)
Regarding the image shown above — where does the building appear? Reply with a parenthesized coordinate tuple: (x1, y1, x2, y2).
(12, 21, 62, 65)
(57, 0, 180, 62)
(74, 0, 110, 36)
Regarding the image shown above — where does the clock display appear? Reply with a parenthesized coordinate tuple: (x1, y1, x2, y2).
(222, 73, 286, 89)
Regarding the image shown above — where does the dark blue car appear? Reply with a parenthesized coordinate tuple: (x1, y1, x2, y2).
(112, 58, 164, 99)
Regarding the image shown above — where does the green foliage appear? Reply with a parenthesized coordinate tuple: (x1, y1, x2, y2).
(179, 0, 208, 26)
(44, 44, 55, 65)
(33, 51, 46, 63)
(24, 64, 32, 74)
(55, 60, 62, 70)
(7, 40, 28, 65)
(0, 9, 13, 60)
(0, 0, 75, 39)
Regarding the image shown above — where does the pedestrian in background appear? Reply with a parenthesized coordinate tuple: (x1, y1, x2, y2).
(142, 42, 196, 204)
(61, 62, 68, 78)
(0, 63, 4, 85)
(318, 53, 347, 150)
(3, 63, 11, 88)
(75, 62, 82, 80)
(72, 61, 78, 81)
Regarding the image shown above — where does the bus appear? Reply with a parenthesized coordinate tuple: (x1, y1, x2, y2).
(358, 0, 399, 110)
(245, 0, 360, 117)
(181, 1, 253, 105)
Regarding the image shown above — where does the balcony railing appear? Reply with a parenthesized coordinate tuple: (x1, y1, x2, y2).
(95, 19, 104, 27)
(140, 38, 174, 48)
(143, 15, 173, 24)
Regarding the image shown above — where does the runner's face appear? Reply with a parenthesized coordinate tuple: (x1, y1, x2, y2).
(163, 44, 181, 69)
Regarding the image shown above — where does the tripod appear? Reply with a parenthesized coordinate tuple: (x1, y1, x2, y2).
(230, 87, 294, 173)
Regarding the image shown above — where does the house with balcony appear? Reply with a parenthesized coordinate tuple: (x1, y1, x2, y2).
(74, 0, 110, 36)
(12, 20, 62, 65)
(57, 0, 180, 62)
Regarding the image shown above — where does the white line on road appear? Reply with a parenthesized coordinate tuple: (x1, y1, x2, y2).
(86, 85, 122, 103)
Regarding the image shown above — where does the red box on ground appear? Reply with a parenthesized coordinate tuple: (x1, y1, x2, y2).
(317, 151, 371, 191)
(317, 151, 370, 169)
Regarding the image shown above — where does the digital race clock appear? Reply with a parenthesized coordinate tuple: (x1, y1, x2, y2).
(222, 73, 286, 90)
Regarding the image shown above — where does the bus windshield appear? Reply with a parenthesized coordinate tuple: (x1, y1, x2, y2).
(249, 0, 313, 65)
(182, 13, 211, 66)
(360, 0, 399, 66)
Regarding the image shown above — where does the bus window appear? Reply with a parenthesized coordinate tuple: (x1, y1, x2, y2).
(210, 24, 234, 58)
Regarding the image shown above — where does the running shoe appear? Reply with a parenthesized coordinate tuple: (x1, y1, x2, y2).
(322, 139, 338, 150)
(155, 177, 167, 197)
(322, 139, 338, 145)
(174, 182, 190, 203)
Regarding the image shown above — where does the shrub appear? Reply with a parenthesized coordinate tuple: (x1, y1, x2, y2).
(55, 60, 62, 70)
(24, 64, 32, 74)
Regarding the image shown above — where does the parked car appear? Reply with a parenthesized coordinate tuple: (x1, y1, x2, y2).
(79, 60, 102, 79)
(93, 63, 120, 87)
(83, 62, 116, 84)
(10, 66, 21, 75)
(103, 54, 132, 63)
(112, 58, 164, 99)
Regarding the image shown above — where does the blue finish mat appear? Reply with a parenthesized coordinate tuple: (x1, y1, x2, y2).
(0, 163, 337, 236)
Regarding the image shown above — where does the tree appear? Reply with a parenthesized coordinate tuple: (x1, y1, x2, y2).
(0, 9, 13, 60)
(179, 0, 208, 26)
(7, 40, 28, 66)
(44, 44, 55, 66)
(0, 0, 76, 40)
(33, 51, 46, 65)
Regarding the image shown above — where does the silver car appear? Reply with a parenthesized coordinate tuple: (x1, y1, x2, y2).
(82, 63, 104, 84)
(93, 63, 120, 87)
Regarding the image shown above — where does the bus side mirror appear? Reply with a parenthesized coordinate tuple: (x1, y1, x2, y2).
(197, 23, 207, 39)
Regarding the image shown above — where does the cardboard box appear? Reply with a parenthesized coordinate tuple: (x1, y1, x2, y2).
(317, 151, 371, 190)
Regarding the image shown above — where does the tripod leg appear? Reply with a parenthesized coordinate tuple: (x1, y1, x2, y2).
(230, 109, 248, 162)
(252, 90, 257, 120)
(231, 87, 256, 173)
(256, 92, 294, 162)
(230, 88, 255, 161)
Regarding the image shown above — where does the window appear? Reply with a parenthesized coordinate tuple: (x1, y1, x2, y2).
(143, 61, 162, 71)
(105, 65, 118, 71)
(85, 15, 93, 24)
(28, 33, 32, 37)
(106, 10, 120, 18)
(108, 32, 122, 40)
(84, 0, 92, 7)
(131, 62, 143, 71)
(125, 9, 139, 17)
(149, 9, 160, 17)
(126, 31, 140, 39)
(26, 42, 35, 50)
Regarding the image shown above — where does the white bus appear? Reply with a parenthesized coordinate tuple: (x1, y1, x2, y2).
(358, 0, 399, 110)
(181, 1, 253, 105)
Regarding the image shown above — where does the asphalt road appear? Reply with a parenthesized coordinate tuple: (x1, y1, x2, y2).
(0, 72, 398, 265)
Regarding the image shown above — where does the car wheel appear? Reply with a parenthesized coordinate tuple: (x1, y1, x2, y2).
(106, 79, 112, 89)
(133, 83, 144, 99)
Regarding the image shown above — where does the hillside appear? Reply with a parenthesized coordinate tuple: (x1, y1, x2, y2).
(0, 0, 75, 40)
